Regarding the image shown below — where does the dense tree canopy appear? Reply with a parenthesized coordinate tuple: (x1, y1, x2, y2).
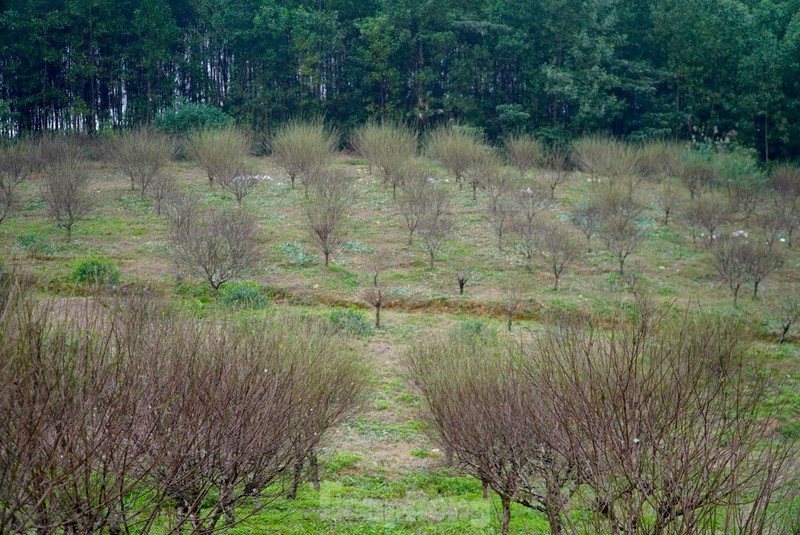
(2, 0, 800, 158)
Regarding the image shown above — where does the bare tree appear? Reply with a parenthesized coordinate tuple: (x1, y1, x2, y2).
(678, 149, 718, 198)
(531, 303, 794, 534)
(537, 222, 582, 290)
(271, 119, 338, 190)
(775, 295, 800, 344)
(111, 128, 173, 197)
(502, 279, 525, 332)
(418, 187, 453, 268)
(773, 197, 800, 246)
(149, 172, 177, 216)
(634, 140, 681, 181)
(426, 125, 483, 190)
(464, 143, 499, 201)
(572, 135, 638, 183)
(364, 255, 387, 328)
(453, 260, 474, 296)
(654, 179, 685, 226)
(305, 169, 355, 266)
(40, 156, 94, 240)
(504, 133, 542, 178)
(188, 127, 250, 189)
(540, 147, 569, 200)
(742, 240, 782, 299)
(351, 120, 417, 198)
(170, 207, 260, 294)
(754, 202, 785, 250)
(397, 165, 434, 245)
(511, 184, 550, 266)
(408, 333, 575, 535)
(0, 141, 34, 225)
(682, 193, 730, 243)
(596, 186, 645, 274)
(570, 200, 602, 252)
(710, 236, 750, 306)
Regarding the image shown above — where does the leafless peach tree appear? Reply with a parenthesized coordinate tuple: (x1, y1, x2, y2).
(351, 120, 418, 198)
(426, 125, 483, 190)
(304, 169, 355, 266)
(40, 152, 94, 241)
(410, 299, 795, 535)
(170, 206, 260, 293)
(682, 193, 730, 243)
(536, 221, 583, 290)
(188, 127, 251, 189)
(417, 186, 453, 268)
(0, 140, 34, 225)
(511, 184, 550, 267)
(540, 147, 569, 199)
(397, 165, 435, 245)
(111, 127, 174, 197)
(504, 133, 542, 178)
(0, 274, 367, 535)
(271, 119, 338, 190)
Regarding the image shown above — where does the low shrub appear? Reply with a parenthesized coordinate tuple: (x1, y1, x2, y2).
(328, 307, 374, 336)
(69, 257, 120, 287)
(219, 281, 269, 309)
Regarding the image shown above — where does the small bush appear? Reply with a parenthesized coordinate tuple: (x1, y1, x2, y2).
(15, 233, 55, 257)
(219, 281, 268, 309)
(328, 307, 374, 336)
(453, 318, 496, 341)
(69, 257, 120, 287)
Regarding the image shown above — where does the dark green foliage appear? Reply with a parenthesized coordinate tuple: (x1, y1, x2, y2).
(153, 101, 234, 135)
(69, 257, 120, 287)
(1, 0, 800, 158)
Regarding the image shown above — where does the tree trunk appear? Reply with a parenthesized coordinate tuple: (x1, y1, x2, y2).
(375, 304, 381, 328)
(309, 451, 320, 491)
(429, 252, 435, 269)
(288, 458, 303, 499)
(458, 279, 466, 295)
(324, 251, 330, 267)
(482, 479, 490, 499)
(500, 494, 511, 535)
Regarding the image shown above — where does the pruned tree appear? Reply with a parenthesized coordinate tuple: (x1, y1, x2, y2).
(453, 260, 474, 296)
(40, 156, 93, 240)
(678, 149, 718, 198)
(271, 119, 338, 190)
(594, 185, 645, 275)
(570, 200, 602, 252)
(682, 193, 731, 243)
(773, 196, 800, 246)
(170, 206, 260, 293)
(351, 120, 418, 198)
(0, 141, 35, 225)
(634, 140, 681, 181)
(754, 202, 785, 250)
(537, 222, 582, 290)
(364, 254, 387, 328)
(654, 179, 685, 226)
(188, 126, 250, 189)
(742, 240, 782, 299)
(775, 295, 800, 344)
(418, 186, 453, 268)
(511, 184, 550, 266)
(502, 279, 525, 332)
(149, 172, 178, 216)
(408, 333, 575, 535)
(304, 169, 355, 266)
(531, 303, 794, 534)
(426, 125, 483, 190)
(111, 128, 173, 197)
(397, 164, 434, 245)
(710, 236, 750, 306)
(540, 147, 569, 199)
(572, 135, 638, 182)
(463, 143, 499, 201)
(504, 133, 542, 178)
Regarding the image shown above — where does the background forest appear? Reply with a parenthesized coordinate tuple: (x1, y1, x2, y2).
(2, 0, 800, 159)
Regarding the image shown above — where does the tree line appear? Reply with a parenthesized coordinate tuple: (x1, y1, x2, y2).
(2, 0, 800, 159)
